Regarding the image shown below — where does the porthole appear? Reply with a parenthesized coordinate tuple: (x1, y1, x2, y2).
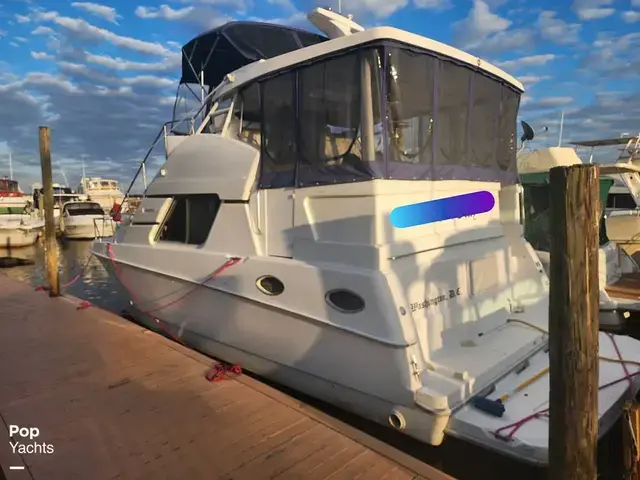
(325, 289, 365, 314)
(256, 275, 284, 296)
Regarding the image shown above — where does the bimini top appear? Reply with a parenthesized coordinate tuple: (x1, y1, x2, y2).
(180, 21, 328, 86)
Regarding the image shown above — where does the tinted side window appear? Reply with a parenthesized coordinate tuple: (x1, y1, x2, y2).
(260, 72, 296, 188)
(231, 83, 261, 150)
(159, 194, 221, 245)
(613, 193, 637, 209)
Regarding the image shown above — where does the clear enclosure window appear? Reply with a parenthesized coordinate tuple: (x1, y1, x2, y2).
(158, 194, 221, 245)
(207, 96, 234, 135)
(260, 72, 297, 188)
(469, 74, 501, 168)
(436, 60, 471, 168)
(297, 48, 383, 187)
(230, 83, 261, 150)
(386, 49, 436, 179)
(496, 86, 519, 171)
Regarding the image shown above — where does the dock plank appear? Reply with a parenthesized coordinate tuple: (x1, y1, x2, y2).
(0, 274, 452, 480)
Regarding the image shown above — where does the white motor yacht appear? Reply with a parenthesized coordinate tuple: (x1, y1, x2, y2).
(60, 200, 116, 240)
(92, 8, 640, 465)
(0, 177, 44, 248)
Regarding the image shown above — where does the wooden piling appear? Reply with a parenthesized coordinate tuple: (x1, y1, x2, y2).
(38, 126, 60, 297)
(548, 164, 600, 480)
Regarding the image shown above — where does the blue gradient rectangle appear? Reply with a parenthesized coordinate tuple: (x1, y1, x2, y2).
(390, 191, 496, 228)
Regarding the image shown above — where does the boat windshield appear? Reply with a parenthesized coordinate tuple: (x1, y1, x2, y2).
(64, 202, 104, 216)
(0, 179, 20, 193)
(522, 177, 613, 249)
(213, 41, 520, 188)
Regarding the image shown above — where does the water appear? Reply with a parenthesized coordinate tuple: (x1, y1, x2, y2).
(0, 238, 130, 314)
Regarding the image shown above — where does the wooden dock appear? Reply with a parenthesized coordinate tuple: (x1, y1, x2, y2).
(0, 274, 453, 480)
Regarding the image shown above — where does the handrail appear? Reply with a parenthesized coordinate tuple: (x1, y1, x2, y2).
(116, 80, 229, 216)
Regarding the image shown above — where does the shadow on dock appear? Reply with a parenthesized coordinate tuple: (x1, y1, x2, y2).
(121, 309, 627, 480)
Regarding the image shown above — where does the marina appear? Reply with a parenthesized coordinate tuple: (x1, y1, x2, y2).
(1, 3, 640, 479)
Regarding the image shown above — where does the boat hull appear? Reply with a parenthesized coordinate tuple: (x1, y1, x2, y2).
(63, 219, 115, 240)
(535, 248, 640, 330)
(0, 226, 41, 247)
(92, 250, 451, 447)
(92, 246, 640, 466)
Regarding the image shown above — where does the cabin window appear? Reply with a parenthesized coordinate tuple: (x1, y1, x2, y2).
(230, 83, 261, 150)
(158, 194, 221, 245)
(260, 72, 297, 188)
(207, 95, 234, 135)
(386, 49, 436, 179)
(607, 193, 636, 209)
(297, 49, 383, 187)
(65, 203, 104, 216)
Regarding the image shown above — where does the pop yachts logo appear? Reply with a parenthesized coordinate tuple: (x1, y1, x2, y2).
(9, 425, 54, 455)
(410, 288, 461, 313)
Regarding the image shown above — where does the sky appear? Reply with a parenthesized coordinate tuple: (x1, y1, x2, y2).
(0, 0, 639, 192)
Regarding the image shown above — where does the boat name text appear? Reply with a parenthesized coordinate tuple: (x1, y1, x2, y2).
(410, 288, 461, 312)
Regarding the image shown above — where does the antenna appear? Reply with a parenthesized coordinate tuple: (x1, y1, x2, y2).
(558, 110, 565, 147)
(59, 164, 69, 187)
(81, 154, 86, 190)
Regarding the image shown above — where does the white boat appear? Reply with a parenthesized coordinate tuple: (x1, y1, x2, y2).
(78, 177, 124, 213)
(0, 178, 44, 248)
(572, 135, 640, 257)
(518, 132, 640, 330)
(60, 201, 116, 240)
(91, 8, 640, 465)
(31, 183, 86, 233)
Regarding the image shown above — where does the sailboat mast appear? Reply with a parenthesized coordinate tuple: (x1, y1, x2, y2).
(338, 0, 342, 13)
(8, 151, 12, 180)
(81, 155, 86, 190)
(558, 110, 565, 147)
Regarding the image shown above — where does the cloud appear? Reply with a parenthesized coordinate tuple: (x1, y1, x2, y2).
(622, 11, 640, 23)
(519, 75, 552, 87)
(496, 54, 558, 70)
(82, 52, 181, 72)
(135, 5, 194, 21)
(572, 0, 615, 20)
(31, 26, 54, 35)
(537, 11, 581, 44)
(453, 0, 511, 48)
(534, 96, 574, 108)
(580, 32, 640, 76)
(71, 2, 120, 24)
(267, 0, 296, 10)
(30, 51, 53, 60)
(452, 0, 534, 55)
(0, 30, 6, 38)
(15, 14, 31, 23)
(36, 11, 170, 55)
(135, 4, 234, 29)
(413, 0, 452, 9)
